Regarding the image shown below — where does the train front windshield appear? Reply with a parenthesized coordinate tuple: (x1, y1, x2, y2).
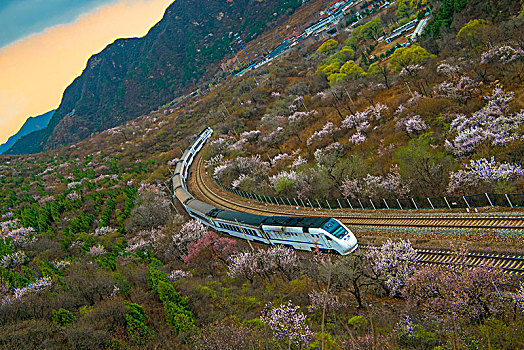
(321, 219, 347, 239)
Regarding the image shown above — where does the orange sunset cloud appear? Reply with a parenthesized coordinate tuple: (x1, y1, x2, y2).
(0, 0, 174, 144)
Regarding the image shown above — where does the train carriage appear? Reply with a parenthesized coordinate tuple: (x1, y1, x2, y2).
(172, 127, 358, 255)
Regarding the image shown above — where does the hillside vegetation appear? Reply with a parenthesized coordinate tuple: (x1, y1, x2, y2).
(0, 0, 524, 348)
(6, 0, 307, 155)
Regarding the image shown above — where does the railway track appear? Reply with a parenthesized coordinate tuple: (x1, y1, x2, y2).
(186, 146, 524, 274)
(359, 245, 524, 275)
(191, 153, 524, 231)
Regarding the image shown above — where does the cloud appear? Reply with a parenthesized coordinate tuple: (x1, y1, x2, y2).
(0, 0, 173, 144)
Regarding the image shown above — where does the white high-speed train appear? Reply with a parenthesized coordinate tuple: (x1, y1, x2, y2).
(172, 127, 358, 255)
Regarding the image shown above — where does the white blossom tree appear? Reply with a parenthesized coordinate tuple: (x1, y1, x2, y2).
(366, 239, 417, 296)
(447, 157, 524, 194)
(261, 301, 311, 345)
(445, 87, 523, 156)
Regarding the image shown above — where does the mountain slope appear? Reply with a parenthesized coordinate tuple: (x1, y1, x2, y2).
(10, 0, 305, 154)
(0, 110, 54, 154)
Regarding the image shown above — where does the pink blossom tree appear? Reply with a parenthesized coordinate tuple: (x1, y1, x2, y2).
(183, 231, 237, 269)
(396, 115, 427, 136)
(213, 155, 270, 190)
(404, 264, 508, 322)
(262, 126, 286, 152)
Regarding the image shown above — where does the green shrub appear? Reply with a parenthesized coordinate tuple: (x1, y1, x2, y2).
(147, 266, 169, 293)
(157, 280, 195, 333)
(123, 301, 154, 345)
(52, 308, 75, 326)
(37, 257, 60, 277)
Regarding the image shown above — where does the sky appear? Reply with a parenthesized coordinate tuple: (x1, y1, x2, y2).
(0, 0, 174, 145)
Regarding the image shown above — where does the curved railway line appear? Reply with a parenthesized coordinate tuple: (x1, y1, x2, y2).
(190, 153, 524, 230)
(187, 147, 524, 275)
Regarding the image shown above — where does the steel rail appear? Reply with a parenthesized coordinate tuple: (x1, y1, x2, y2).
(188, 149, 524, 274)
(191, 153, 524, 231)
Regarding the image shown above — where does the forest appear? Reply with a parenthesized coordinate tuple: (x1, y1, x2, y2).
(0, 0, 523, 348)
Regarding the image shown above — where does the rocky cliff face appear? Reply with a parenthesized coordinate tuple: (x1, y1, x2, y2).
(11, 0, 303, 154)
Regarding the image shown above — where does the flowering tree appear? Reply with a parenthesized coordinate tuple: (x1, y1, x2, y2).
(342, 111, 370, 132)
(365, 239, 416, 296)
(89, 244, 107, 256)
(341, 103, 388, 145)
(126, 227, 162, 253)
(513, 282, 524, 312)
(308, 289, 346, 314)
(171, 219, 207, 258)
(93, 226, 117, 236)
(261, 301, 311, 345)
(349, 132, 367, 145)
(445, 87, 523, 156)
(314, 142, 344, 169)
(228, 246, 299, 282)
(340, 166, 410, 199)
(168, 270, 193, 282)
(447, 157, 524, 194)
(270, 153, 292, 168)
(307, 122, 339, 146)
(480, 45, 524, 81)
(0, 251, 27, 269)
(399, 64, 424, 78)
(269, 170, 297, 196)
(228, 130, 261, 152)
(2, 276, 53, 304)
(437, 63, 461, 77)
(125, 183, 171, 234)
(262, 127, 286, 152)
(213, 155, 270, 191)
(434, 76, 479, 103)
(402, 115, 427, 136)
(404, 264, 508, 321)
(0, 224, 36, 248)
(286, 110, 318, 143)
(227, 251, 257, 283)
(183, 231, 237, 269)
(481, 45, 524, 65)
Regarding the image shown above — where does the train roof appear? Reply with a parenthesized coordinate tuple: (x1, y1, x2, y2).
(186, 199, 216, 215)
(207, 208, 332, 229)
(207, 208, 267, 226)
(262, 216, 330, 228)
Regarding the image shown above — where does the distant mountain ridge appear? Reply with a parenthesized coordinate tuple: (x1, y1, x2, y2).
(8, 0, 305, 155)
(0, 110, 54, 154)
